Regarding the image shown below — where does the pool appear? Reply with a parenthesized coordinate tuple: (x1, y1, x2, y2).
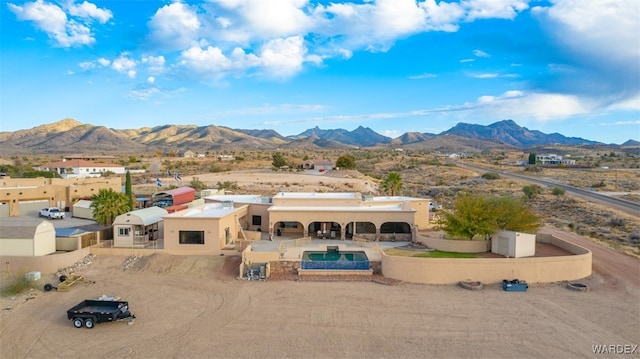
(301, 247, 369, 270)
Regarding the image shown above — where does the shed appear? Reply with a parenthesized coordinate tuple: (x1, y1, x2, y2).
(0, 218, 56, 256)
(491, 230, 536, 258)
(153, 187, 196, 207)
(72, 200, 94, 220)
(113, 207, 168, 248)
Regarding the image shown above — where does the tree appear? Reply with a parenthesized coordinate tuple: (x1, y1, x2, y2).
(90, 189, 131, 226)
(381, 172, 403, 196)
(189, 177, 208, 191)
(335, 154, 356, 169)
(486, 196, 541, 233)
(434, 193, 495, 240)
(125, 171, 134, 210)
(272, 152, 286, 168)
(436, 193, 541, 240)
(528, 153, 537, 165)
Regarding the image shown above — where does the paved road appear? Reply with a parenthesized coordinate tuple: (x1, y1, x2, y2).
(455, 161, 640, 215)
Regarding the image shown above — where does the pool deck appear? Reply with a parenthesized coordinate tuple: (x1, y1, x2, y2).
(249, 234, 409, 262)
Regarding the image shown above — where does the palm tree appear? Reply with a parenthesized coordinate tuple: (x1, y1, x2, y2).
(90, 189, 131, 226)
(382, 172, 403, 196)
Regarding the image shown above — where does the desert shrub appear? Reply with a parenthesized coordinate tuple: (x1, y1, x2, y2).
(607, 217, 626, 228)
(1, 272, 35, 297)
(481, 172, 500, 180)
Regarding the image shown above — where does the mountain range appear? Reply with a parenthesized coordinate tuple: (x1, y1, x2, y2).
(0, 118, 635, 155)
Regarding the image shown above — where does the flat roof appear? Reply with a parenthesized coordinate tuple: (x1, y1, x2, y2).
(370, 196, 424, 202)
(166, 203, 243, 218)
(273, 192, 359, 199)
(205, 194, 266, 204)
(268, 204, 413, 212)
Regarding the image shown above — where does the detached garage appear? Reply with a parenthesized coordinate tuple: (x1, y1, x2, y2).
(0, 218, 56, 256)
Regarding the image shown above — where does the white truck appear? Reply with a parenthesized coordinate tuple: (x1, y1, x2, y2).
(39, 207, 66, 219)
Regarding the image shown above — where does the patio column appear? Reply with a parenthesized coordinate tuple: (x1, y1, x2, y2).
(340, 225, 345, 241)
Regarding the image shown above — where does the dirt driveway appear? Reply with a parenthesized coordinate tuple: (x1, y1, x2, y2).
(1, 245, 638, 359)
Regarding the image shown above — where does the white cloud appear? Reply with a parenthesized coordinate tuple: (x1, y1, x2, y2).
(148, 2, 201, 50)
(473, 49, 490, 57)
(97, 57, 110, 67)
(227, 0, 312, 38)
(409, 73, 437, 80)
(141, 55, 166, 73)
(472, 91, 591, 121)
(179, 45, 234, 76)
(259, 36, 307, 78)
(470, 73, 498, 79)
(533, 0, 639, 100)
(462, 0, 529, 21)
(78, 61, 94, 70)
(65, 1, 112, 23)
(147, 76, 155, 84)
(7, 0, 110, 47)
(111, 53, 137, 77)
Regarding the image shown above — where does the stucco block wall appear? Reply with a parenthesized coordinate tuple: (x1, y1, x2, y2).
(1, 247, 91, 274)
(419, 235, 491, 253)
(382, 235, 591, 284)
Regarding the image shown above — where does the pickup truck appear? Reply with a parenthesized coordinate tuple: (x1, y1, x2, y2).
(67, 299, 135, 329)
(39, 207, 65, 219)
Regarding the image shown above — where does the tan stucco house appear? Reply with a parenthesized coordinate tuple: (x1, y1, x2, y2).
(161, 192, 431, 253)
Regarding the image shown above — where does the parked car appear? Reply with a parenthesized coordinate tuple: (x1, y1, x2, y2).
(39, 207, 66, 219)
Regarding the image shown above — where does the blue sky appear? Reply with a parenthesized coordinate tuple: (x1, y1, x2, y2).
(1, 0, 638, 144)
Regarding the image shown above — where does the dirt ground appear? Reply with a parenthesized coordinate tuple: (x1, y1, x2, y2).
(139, 169, 379, 196)
(1, 241, 639, 358)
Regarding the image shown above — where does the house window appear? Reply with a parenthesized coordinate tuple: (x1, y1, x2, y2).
(118, 227, 130, 236)
(179, 231, 205, 245)
(252, 215, 262, 226)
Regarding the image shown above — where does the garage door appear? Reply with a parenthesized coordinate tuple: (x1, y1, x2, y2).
(0, 202, 8, 217)
(19, 200, 49, 217)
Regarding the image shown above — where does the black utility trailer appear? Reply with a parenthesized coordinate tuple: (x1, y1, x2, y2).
(67, 299, 135, 329)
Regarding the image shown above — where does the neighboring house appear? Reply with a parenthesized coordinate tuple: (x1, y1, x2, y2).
(536, 154, 576, 166)
(0, 177, 121, 217)
(302, 160, 334, 171)
(38, 159, 125, 179)
(113, 207, 168, 248)
(183, 150, 196, 158)
(313, 160, 334, 172)
(0, 217, 56, 256)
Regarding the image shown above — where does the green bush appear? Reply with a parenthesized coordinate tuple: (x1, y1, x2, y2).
(1, 272, 36, 297)
(481, 172, 500, 180)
